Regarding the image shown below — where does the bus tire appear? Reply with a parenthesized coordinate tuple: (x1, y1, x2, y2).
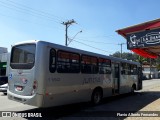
(91, 89, 103, 105)
(131, 84, 136, 94)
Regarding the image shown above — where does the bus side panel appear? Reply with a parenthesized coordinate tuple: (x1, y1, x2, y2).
(41, 46, 91, 107)
(120, 74, 138, 94)
(34, 42, 47, 95)
(43, 74, 95, 107)
(43, 73, 113, 107)
(102, 74, 112, 97)
(119, 75, 129, 94)
(130, 75, 138, 90)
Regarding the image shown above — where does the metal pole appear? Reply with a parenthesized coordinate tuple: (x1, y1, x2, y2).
(150, 58, 151, 79)
(65, 24, 68, 46)
(118, 43, 125, 58)
(67, 30, 82, 46)
(120, 43, 122, 58)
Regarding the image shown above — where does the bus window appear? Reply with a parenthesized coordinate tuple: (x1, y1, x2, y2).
(10, 44, 35, 69)
(49, 49, 56, 73)
(57, 50, 80, 73)
(121, 63, 130, 75)
(81, 55, 98, 74)
(130, 64, 137, 75)
(99, 58, 111, 74)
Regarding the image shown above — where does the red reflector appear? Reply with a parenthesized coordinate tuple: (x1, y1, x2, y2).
(33, 80, 37, 89)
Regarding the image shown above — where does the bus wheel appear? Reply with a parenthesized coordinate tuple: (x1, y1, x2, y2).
(91, 89, 103, 105)
(131, 84, 136, 94)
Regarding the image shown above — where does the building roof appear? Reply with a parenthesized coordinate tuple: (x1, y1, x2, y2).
(142, 65, 157, 68)
(116, 18, 160, 58)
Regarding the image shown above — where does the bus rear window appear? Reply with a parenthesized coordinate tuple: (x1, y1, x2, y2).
(10, 44, 35, 69)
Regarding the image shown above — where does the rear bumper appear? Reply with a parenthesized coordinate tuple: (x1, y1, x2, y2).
(0, 89, 7, 92)
(7, 90, 44, 107)
(0, 87, 7, 92)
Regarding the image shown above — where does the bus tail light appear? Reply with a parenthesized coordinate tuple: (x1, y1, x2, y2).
(31, 80, 38, 95)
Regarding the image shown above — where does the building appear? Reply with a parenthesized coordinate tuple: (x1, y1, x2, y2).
(0, 47, 8, 62)
(116, 19, 160, 81)
(0, 48, 9, 86)
(116, 18, 160, 59)
(0, 47, 7, 54)
(142, 65, 160, 79)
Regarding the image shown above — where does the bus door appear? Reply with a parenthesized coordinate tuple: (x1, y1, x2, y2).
(112, 63, 120, 94)
(137, 67, 142, 90)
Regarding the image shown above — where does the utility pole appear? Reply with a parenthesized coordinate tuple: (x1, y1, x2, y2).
(62, 19, 76, 46)
(149, 58, 152, 79)
(118, 43, 126, 58)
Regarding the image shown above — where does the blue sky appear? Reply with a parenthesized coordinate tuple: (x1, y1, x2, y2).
(0, 0, 160, 55)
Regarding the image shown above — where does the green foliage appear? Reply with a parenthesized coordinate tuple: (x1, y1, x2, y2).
(156, 64, 160, 71)
(110, 51, 160, 67)
(110, 52, 141, 62)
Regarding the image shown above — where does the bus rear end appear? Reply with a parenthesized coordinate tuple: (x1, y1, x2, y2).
(7, 42, 44, 107)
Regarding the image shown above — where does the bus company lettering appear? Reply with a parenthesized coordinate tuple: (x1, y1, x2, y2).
(103, 75, 111, 83)
(83, 77, 101, 84)
(48, 77, 61, 82)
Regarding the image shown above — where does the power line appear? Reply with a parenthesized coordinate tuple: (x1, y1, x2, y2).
(0, 0, 66, 30)
(0, 2, 58, 23)
(0, 0, 126, 55)
(72, 39, 114, 54)
(74, 38, 118, 45)
(0, 0, 65, 23)
(0, 11, 63, 31)
(0, 0, 122, 45)
(74, 38, 126, 54)
(6, 0, 67, 22)
(78, 35, 116, 39)
(65, 15, 118, 41)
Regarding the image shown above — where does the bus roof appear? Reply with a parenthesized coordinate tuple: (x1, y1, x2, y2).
(13, 40, 140, 66)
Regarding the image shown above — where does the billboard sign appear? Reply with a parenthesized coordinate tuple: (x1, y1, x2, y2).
(126, 28, 160, 49)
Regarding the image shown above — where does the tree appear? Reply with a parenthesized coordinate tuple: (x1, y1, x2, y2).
(110, 51, 121, 58)
(135, 55, 147, 66)
(110, 51, 160, 69)
(110, 51, 147, 64)
(110, 51, 138, 61)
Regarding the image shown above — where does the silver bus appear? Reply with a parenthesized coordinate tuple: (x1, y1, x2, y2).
(8, 40, 142, 107)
